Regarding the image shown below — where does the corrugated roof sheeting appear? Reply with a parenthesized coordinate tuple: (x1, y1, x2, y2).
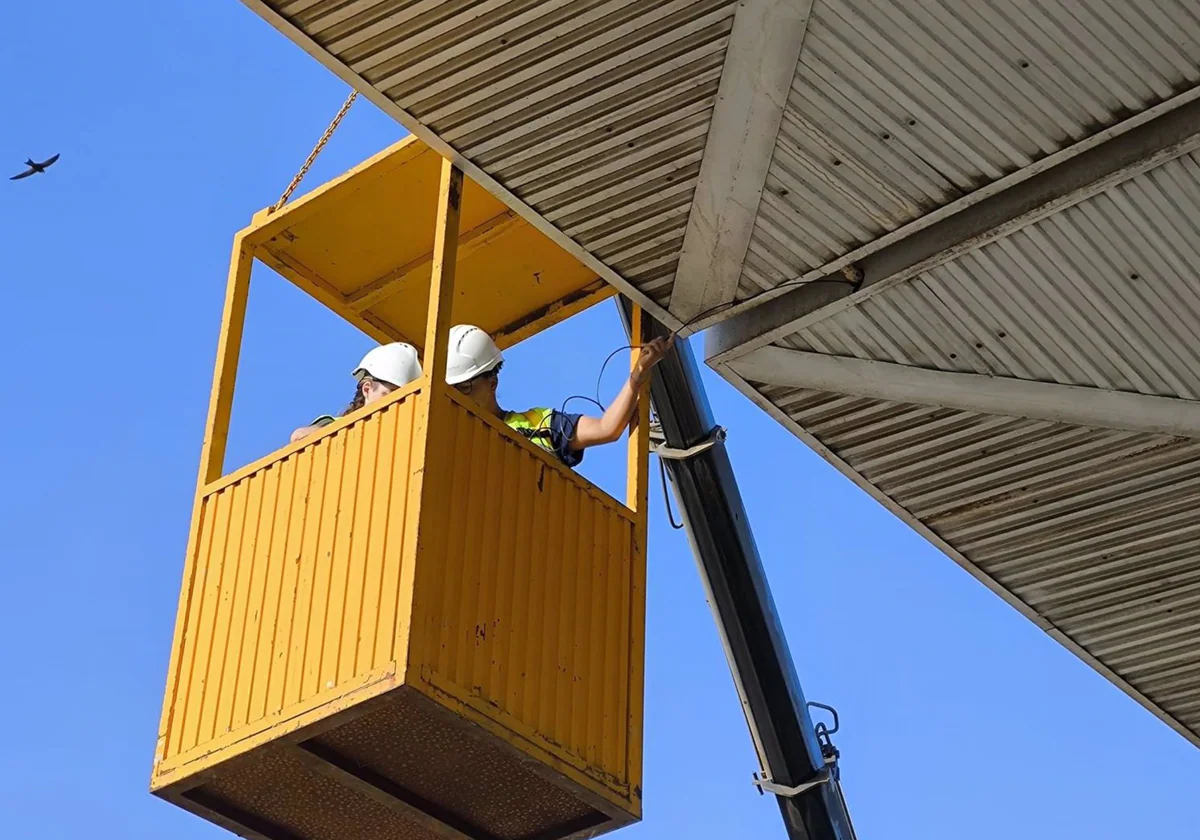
(782, 153, 1200, 399)
(753, 382, 1200, 742)
(267, 0, 739, 306)
(251, 0, 1200, 745)
(737, 0, 1200, 298)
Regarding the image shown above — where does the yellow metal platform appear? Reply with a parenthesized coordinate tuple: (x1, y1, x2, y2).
(152, 146, 649, 840)
(246, 135, 612, 351)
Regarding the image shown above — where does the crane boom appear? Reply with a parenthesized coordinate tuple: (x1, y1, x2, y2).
(622, 300, 857, 840)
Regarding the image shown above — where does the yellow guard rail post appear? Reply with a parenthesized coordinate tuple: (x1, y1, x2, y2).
(152, 144, 649, 840)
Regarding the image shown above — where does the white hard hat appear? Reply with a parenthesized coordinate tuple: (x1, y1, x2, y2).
(445, 324, 503, 385)
(353, 342, 422, 387)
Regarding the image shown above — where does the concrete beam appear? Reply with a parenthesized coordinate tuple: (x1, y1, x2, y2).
(669, 0, 813, 322)
(730, 347, 1200, 438)
(707, 90, 1200, 364)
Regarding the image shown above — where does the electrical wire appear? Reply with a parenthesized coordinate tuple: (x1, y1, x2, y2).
(594, 344, 635, 408)
(659, 457, 685, 530)
(546, 266, 864, 427)
(664, 267, 862, 341)
(530, 270, 863, 517)
(534, 345, 632, 434)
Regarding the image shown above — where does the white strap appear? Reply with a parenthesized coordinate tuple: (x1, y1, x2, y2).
(651, 425, 726, 460)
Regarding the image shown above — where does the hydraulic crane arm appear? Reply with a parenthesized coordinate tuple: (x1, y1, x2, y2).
(621, 300, 857, 840)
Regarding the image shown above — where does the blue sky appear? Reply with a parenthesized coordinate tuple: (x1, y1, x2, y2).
(1, 2, 1197, 837)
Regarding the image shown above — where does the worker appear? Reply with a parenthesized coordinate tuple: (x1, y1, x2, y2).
(290, 342, 422, 443)
(444, 324, 670, 467)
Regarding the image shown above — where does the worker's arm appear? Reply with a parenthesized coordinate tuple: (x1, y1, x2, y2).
(290, 425, 321, 443)
(570, 337, 671, 450)
(290, 415, 336, 444)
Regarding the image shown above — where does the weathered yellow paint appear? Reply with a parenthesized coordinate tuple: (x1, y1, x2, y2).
(243, 135, 610, 351)
(155, 381, 646, 816)
(200, 235, 253, 484)
(418, 157, 463, 402)
(154, 147, 651, 839)
(152, 235, 254, 773)
(159, 391, 422, 767)
(625, 305, 651, 803)
(411, 387, 644, 802)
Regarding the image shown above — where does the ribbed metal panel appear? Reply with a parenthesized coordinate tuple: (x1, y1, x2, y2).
(413, 392, 642, 793)
(264, 0, 738, 307)
(157, 388, 645, 835)
(731, 136, 1200, 748)
(783, 153, 1200, 399)
(738, 0, 1200, 297)
(753, 383, 1200, 741)
(164, 393, 419, 762)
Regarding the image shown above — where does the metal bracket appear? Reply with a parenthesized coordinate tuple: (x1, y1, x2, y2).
(752, 767, 832, 798)
(808, 701, 842, 766)
(650, 423, 727, 460)
(840, 262, 865, 289)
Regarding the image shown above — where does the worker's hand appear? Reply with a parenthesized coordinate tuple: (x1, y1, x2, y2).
(631, 336, 672, 385)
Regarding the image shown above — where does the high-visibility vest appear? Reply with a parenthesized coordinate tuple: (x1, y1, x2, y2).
(504, 407, 559, 453)
(504, 408, 582, 467)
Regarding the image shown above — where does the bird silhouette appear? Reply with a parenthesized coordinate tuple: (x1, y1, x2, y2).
(10, 154, 60, 181)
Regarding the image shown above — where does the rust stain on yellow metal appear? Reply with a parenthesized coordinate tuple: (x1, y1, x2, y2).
(153, 146, 650, 839)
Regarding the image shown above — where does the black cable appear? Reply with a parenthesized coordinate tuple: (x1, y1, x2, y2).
(669, 300, 739, 338)
(533, 345, 632, 435)
(594, 344, 635, 409)
(659, 456, 684, 530)
(557, 395, 606, 415)
(665, 271, 861, 339)
(531, 271, 862, 447)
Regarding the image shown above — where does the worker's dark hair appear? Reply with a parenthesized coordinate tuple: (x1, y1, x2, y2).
(343, 377, 371, 415)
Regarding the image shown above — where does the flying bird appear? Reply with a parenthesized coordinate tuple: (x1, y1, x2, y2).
(10, 154, 60, 181)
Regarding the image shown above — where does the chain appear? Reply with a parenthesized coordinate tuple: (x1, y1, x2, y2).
(270, 89, 358, 214)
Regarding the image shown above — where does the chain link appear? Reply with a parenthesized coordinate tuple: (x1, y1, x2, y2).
(270, 90, 358, 214)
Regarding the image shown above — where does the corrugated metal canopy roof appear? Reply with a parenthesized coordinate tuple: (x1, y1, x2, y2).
(243, 0, 741, 324)
(739, 385, 1200, 745)
(716, 152, 1200, 748)
(241, 0, 1200, 748)
(733, 0, 1200, 304)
